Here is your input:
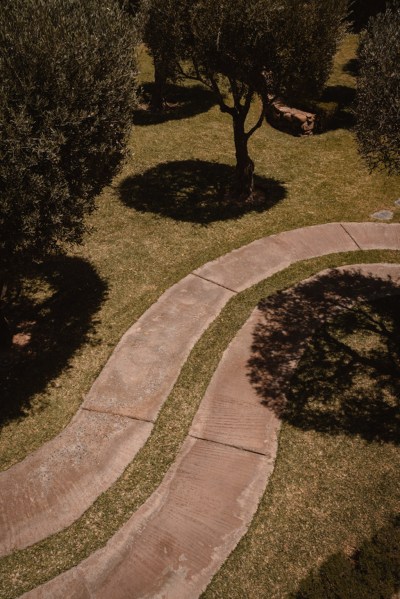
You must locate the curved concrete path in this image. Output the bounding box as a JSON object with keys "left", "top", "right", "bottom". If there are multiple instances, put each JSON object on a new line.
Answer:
{"left": 1, "top": 222, "right": 399, "bottom": 558}
{"left": 21, "top": 262, "right": 400, "bottom": 599}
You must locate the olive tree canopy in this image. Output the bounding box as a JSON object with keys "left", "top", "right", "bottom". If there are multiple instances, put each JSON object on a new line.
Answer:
{"left": 0, "top": 0, "right": 139, "bottom": 274}
{"left": 356, "top": 2, "right": 400, "bottom": 174}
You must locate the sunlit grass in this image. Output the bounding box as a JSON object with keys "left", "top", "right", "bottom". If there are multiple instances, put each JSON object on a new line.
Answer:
{"left": 0, "top": 34, "right": 399, "bottom": 598}
{"left": 1, "top": 250, "right": 399, "bottom": 598}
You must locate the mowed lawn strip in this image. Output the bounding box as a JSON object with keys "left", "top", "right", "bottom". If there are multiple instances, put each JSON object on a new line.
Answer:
{"left": 1, "top": 249, "right": 400, "bottom": 598}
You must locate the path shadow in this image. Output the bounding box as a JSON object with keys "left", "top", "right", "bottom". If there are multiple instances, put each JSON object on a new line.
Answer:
{"left": 292, "top": 516, "right": 400, "bottom": 599}
{"left": 248, "top": 269, "right": 400, "bottom": 444}
{"left": 119, "top": 160, "right": 286, "bottom": 224}
{"left": 0, "top": 257, "right": 107, "bottom": 425}
{"left": 133, "top": 83, "right": 216, "bottom": 126}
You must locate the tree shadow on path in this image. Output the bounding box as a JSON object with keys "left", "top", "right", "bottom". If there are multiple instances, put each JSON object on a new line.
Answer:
{"left": 119, "top": 160, "right": 287, "bottom": 224}
{"left": 248, "top": 269, "right": 400, "bottom": 445}
{"left": 133, "top": 83, "right": 216, "bottom": 126}
{"left": 0, "top": 257, "right": 108, "bottom": 426}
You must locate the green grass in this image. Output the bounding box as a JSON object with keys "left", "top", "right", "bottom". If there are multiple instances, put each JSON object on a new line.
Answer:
{"left": 1, "top": 250, "right": 399, "bottom": 599}
{"left": 0, "top": 34, "right": 400, "bottom": 598}
{"left": 1, "top": 34, "right": 400, "bottom": 470}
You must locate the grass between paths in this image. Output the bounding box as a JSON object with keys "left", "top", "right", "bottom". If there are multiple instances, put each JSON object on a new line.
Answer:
{"left": 1, "top": 35, "right": 400, "bottom": 469}
{"left": 1, "top": 250, "right": 400, "bottom": 598}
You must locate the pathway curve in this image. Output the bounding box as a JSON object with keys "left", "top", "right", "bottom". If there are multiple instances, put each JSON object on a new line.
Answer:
{"left": 21, "top": 261, "right": 400, "bottom": 599}
{"left": 0, "top": 222, "right": 398, "bottom": 590}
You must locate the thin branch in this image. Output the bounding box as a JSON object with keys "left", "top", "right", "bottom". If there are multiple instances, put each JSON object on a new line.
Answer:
{"left": 209, "top": 74, "right": 235, "bottom": 116}
{"left": 243, "top": 87, "right": 254, "bottom": 115}
{"left": 229, "top": 76, "right": 241, "bottom": 109}
{"left": 176, "top": 61, "right": 209, "bottom": 88}
{"left": 245, "top": 98, "right": 266, "bottom": 140}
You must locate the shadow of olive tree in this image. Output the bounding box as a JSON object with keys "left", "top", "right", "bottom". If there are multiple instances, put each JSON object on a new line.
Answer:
{"left": 133, "top": 83, "right": 216, "bottom": 126}
{"left": 119, "top": 160, "right": 287, "bottom": 224}
{"left": 248, "top": 268, "right": 400, "bottom": 444}
{"left": 0, "top": 257, "right": 107, "bottom": 425}
{"left": 292, "top": 516, "right": 400, "bottom": 599}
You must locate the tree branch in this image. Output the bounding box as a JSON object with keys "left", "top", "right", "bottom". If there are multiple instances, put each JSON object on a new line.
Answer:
{"left": 176, "top": 61, "right": 209, "bottom": 87}
{"left": 243, "top": 87, "right": 254, "bottom": 115}
{"left": 209, "top": 74, "right": 235, "bottom": 116}
{"left": 245, "top": 98, "right": 266, "bottom": 140}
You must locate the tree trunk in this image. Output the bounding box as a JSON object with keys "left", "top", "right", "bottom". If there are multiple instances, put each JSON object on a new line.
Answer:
{"left": 151, "top": 56, "right": 168, "bottom": 111}
{"left": 0, "top": 311, "right": 12, "bottom": 350}
{"left": 0, "top": 277, "right": 12, "bottom": 349}
{"left": 233, "top": 115, "right": 255, "bottom": 199}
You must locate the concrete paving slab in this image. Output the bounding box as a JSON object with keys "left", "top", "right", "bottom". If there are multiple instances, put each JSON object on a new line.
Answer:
{"left": 272, "top": 222, "right": 359, "bottom": 261}
{"left": 342, "top": 222, "right": 400, "bottom": 250}
{"left": 23, "top": 437, "right": 273, "bottom": 599}
{"left": 190, "top": 309, "right": 281, "bottom": 456}
{"left": 194, "top": 235, "right": 292, "bottom": 292}
{"left": 334, "top": 262, "right": 400, "bottom": 284}
{"left": 83, "top": 274, "right": 234, "bottom": 421}
{"left": 0, "top": 410, "right": 152, "bottom": 556}
{"left": 194, "top": 223, "right": 358, "bottom": 292}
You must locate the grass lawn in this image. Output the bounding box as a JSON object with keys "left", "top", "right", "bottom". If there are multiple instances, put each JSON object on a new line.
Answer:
{"left": 0, "top": 34, "right": 399, "bottom": 598}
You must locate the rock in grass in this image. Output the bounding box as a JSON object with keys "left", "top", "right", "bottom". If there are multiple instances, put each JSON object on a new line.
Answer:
{"left": 371, "top": 210, "right": 393, "bottom": 220}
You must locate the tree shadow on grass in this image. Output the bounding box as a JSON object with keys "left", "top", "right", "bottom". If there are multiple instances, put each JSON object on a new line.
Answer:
{"left": 0, "top": 257, "right": 107, "bottom": 426}
{"left": 133, "top": 83, "right": 217, "bottom": 126}
{"left": 118, "top": 160, "right": 287, "bottom": 224}
{"left": 248, "top": 268, "right": 400, "bottom": 445}
{"left": 317, "top": 85, "right": 357, "bottom": 130}
{"left": 292, "top": 516, "right": 400, "bottom": 599}
{"left": 342, "top": 58, "right": 361, "bottom": 77}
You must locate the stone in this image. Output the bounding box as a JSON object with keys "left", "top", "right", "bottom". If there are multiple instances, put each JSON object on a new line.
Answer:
{"left": 190, "top": 308, "right": 281, "bottom": 456}
{"left": 22, "top": 262, "right": 400, "bottom": 599}
{"left": 23, "top": 438, "right": 273, "bottom": 599}
{"left": 265, "top": 96, "right": 316, "bottom": 136}
{"left": 371, "top": 210, "right": 394, "bottom": 221}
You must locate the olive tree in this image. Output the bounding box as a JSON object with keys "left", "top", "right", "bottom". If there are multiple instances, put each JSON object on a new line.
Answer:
{"left": 176, "top": 0, "right": 348, "bottom": 199}
{"left": 0, "top": 0, "right": 139, "bottom": 344}
{"left": 356, "top": 3, "right": 400, "bottom": 174}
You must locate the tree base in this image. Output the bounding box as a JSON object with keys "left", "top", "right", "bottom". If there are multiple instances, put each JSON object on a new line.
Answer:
{"left": 222, "top": 183, "right": 268, "bottom": 208}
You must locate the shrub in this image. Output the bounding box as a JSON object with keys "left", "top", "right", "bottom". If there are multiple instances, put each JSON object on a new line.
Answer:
{"left": 0, "top": 0, "right": 139, "bottom": 275}
{"left": 356, "top": 2, "right": 400, "bottom": 174}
